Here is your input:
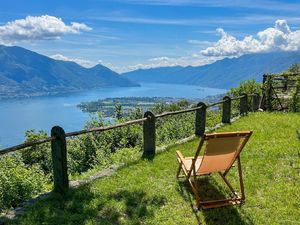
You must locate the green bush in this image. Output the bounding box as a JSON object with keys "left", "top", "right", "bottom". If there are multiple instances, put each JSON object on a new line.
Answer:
{"left": 228, "top": 79, "right": 262, "bottom": 97}
{"left": 0, "top": 154, "right": 49, "bottom": 211}
{"left": 110, "top": 147, "right": 140, "bottom": 166}
{"left": 21, "top": 130, "right": 52, "bottom": 175}
{"left": 65, "top": 112, "right": 143, "bottom": 174}
{"left": 156, "top": 113, "right": 194, "bottom": 145}
{"left": 288, "top": 74, "right": 300, "bottom": 112}
{"left": 65, "top": 101, "right": 203, "bottom": 174}
{"left": 67, "top": 134, "right": 104, "bottom": 174}
{"left": 227, "top": 79, "right": 262, "bottom": 114}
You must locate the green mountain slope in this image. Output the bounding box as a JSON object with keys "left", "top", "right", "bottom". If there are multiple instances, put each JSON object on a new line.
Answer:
{"left": 0, "top": 45, "right": 138, "bottom": 98}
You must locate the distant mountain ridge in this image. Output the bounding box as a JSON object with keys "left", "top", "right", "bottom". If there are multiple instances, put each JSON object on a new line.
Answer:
{"left": 122, "top": 66, "right": 184, "bottom": 83}
{"left": 0, "top": 45, "right": 137, "bottom": 98}
{"left": 2, "top": 45, "right": 300, "bottom": 99}
{"left": 123, "top": 51, "right": 300, "bottom": 89}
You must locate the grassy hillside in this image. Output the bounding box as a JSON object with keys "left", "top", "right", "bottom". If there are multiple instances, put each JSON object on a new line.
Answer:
{"left": 3, "top": 112, "right": 300, "bottom": 224}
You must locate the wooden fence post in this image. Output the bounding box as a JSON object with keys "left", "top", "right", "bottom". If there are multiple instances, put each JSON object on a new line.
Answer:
{"left": 252, "top": 93, "right": 260, "bottom": 111}
{"left": 143, "top": 111, "right": 156, "bottom": 159}
{"left": 283, "top": 75, "right": 288, "bottom": 91}
{"left": 264, "top": 75, "right": 272, "bottom": 111}
{"left": 51, "top": 126, "right": 68, "bottom": 194}
{"left": 222, "top": 96, "right": 231, "bottom": 123}
{"left": 240, "top": 93, "right": 248, "bottom": 115}
{"left": 195, "top": 102, "right": 206, "bottom": 137}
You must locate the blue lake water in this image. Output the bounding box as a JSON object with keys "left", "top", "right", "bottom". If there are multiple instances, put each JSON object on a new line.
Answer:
{"left": 0, "top": 83, "right": 227, "bottom": 148}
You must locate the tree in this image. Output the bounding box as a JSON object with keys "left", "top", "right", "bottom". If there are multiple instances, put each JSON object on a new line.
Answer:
{"left": 288, "top": 63, "right": 300, "bottom": 73}
{"left": 228, "top": 79, "right": 262, "bottom": 97}
{"left": 21, "top": 130, "right": 52, "bottom": 175}
{"left": 114, "top": 103, "right": 123, "bottom": 120}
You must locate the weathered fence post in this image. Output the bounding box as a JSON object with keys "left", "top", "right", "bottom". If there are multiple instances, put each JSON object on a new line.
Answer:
{"left": 195, "top": 102, "right": 206, "bottom": 137}
{"left": 283, "top": 75, "right": 288, "bottom": 92}
{"left": 252, "top": 93, "right": 260, "bottom": 111}
{"left": 265, "top": 75, "right": 273, "bottom": 111}
{"left": 51, "top": 126, "right": 68, "bottom": 194}
{"left": 222, "top": 96, "right": 231, "bottom": 123}
{"left": 143, "top": 111, "right": 156, "bottom": 159}
{"left": 240, "top": 93, "right": 248, "bottom": 115}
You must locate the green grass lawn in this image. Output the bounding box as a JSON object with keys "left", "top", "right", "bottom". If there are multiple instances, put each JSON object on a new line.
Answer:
{"left": 3, "top": 112, "right": 300, "bottom": 225}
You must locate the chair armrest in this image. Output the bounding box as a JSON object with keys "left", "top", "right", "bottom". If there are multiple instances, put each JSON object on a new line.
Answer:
{"left": 176, "top": 151, "right": 185, "bottom": 163}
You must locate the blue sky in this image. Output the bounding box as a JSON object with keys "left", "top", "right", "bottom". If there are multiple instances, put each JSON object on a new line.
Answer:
{"left": 1, "top": 0, "right": 300, "bottom": 72}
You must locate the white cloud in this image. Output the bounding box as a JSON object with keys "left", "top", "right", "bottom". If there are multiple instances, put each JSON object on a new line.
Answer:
{"left": 50, "top": 54, "right": 124, "bottom": 73}
{"left": 49, "top": 53, "right": 220, "bottom": 73}
{"left": 42, "top": 19, "right": 300, "bottom": 73}
{"left": 108, "top": 57, "right": 183, "bottom": 73}
{"left": 201, "top": 20, "right": 300, "bottom": 57}
{"left": 0, "top": 15, "right": 92, "bottom": 43}
{"left": 188, "top": 40, "right": 214, "bottom": 47}
{"left": 126, "top": 56, "right": 183, "bottom": 71}
{"left": 50, "top": 53, "right": 219, "bottom": 74}
{"left": 118, "top": 55, "right": 220, "bottom": 73}
{"left": 119, "top": 20, "right": 300, "bottom": 72}
{"left": 50, "top": 54, "right": 98, "bottom": 68}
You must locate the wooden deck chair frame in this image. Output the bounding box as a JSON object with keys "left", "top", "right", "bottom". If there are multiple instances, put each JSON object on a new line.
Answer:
{"left": 176, "top": 131, "right": 252, "bottom": 209}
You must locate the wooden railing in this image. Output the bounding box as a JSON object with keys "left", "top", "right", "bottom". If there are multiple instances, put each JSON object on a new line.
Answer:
{"left": 261, "top": 72, "right": 300, "bottom": 111}
{"left": 0, "top": 93, "right": 260, "bottom": 194}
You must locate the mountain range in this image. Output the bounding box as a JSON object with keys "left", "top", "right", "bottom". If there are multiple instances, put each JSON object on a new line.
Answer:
{"left": 1, "top": 45, "right": 300, "bottom": 99}
{"left": 0, "top": 45, "right": 137, "bottom": 98}
{"left": 123, "top": 51, "right": 300, "bottom": 89}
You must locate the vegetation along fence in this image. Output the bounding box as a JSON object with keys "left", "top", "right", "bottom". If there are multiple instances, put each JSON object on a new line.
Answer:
{"left": 260, "top": 72, "right": 300, "bottom": 111}
{"left": 0, "top": 93, "right": 260, "bottom": 195}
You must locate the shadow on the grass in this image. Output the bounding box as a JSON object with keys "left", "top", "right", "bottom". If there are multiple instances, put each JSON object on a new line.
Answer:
{"left": 2, "top": 184, "right": 99, "bottom": 225}
{"left": 3, "top": 184, "right": 166, "bottom": 225}
{"left": 177, "top": 176, "right": 254, "bottom": 225}
{"left": 104, "top": 189, "right": 166, "bottom": 224}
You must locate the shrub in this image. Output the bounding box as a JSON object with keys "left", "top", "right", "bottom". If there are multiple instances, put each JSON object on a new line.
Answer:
{"left": 110, "top": 147, "right": 140, "bottom": 166}
{"left": 227, "top": 79, "right": 262, "bottom": 113}
{"left": 289, "top": 75, "right": 300, "bottom": 112}
{"left": 0, "top": 154, "right": 49, "bottom": 211}
{"left": 21, "top": 130, "right": 52, "bottom": 175}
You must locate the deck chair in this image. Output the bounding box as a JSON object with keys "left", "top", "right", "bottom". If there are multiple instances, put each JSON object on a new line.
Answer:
{"left": 176, "top": 131, "right": 252, "bottom": 209}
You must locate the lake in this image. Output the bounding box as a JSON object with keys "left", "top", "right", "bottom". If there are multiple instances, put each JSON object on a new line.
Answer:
{"left": 0, "top": 83, "right": 227, "bottom": 148}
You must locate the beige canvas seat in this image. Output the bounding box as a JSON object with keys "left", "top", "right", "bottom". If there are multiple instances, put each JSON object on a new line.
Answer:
{"left": 176, "top": 131, "right": 252, "bottom": 209}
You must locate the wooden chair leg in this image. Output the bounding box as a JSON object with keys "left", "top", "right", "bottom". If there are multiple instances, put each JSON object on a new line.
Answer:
{"left": 237, "top": 156, "right": 245, "bottom": 201}
{"left": 219, "top": 156, "right": 245, "bottom": 202}
{"left": 219, "top": 172, "right": 239, "bottom": 197}
{"left": 187, "top": 172, "right": 245, "bottom": 209}
{"left": 187, "top": 175, "right": 204, "bottom": 209}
